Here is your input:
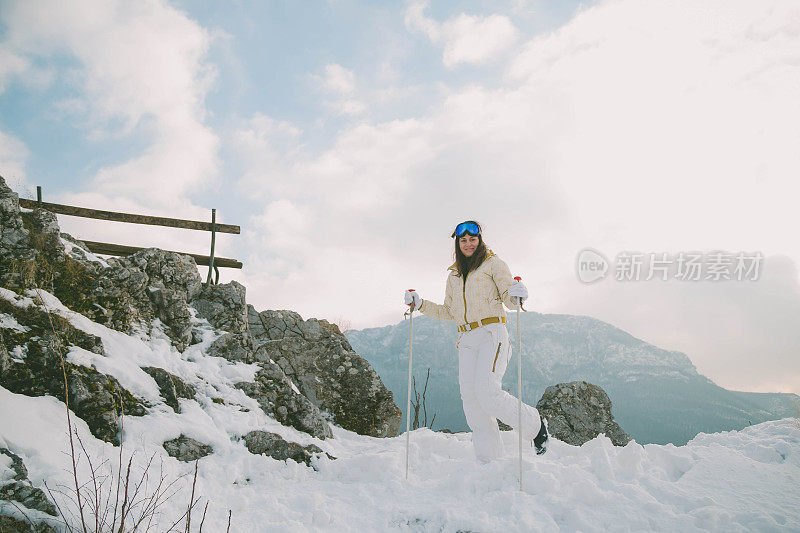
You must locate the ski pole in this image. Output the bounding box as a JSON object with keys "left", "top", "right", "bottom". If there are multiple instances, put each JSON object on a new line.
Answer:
{"left": 514, "top": 276, "right": 523, "bottom": 492}
{"left": 404, "top": 290, "right": 416, "bottom": 480}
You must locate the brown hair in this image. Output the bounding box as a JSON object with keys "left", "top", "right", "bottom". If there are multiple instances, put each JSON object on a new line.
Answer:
{"left": 453, "top": 221, "right": 488, "bottom": 278}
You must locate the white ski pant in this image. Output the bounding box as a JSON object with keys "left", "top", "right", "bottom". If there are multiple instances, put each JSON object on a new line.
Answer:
{"left": 457, "top": 322, "right": 541, "bottom": 462}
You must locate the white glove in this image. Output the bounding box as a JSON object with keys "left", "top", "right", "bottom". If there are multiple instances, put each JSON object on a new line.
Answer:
{"left": 404, "top": 289, "right": 422, "bottom": 310}
{"left": 509, "top": 280, "right": 528, "bottom": 305}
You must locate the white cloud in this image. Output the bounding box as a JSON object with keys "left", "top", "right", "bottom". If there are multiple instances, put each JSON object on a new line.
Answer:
{"left": 233, "top": 113, "right": 303, "bottom": 201}
{"left": 313, "top": 63, "right": 365, "bottom": 116}
{"left": 0, "top": 0, "right": 224, "bottom": 264}
{"left": 235, "top": 0, "right": 800, "bottom": 395}
{"left": 562, "top": 254, "right": 800, "bottom": 395}
{"left": 0, "top": 46, "right": 29, "bottom": 92}
{"left": 0, "top": 0, "right": 219, "bottom": 208}
{"left": 2, "top": 0, "right": 797, "bottom": 395}
{"left": 405, "top": 1, "right": 519, "bottom": 68}
{"left": 321, "top": 63, "right": 356, "bottom": 95}
{"left": 441, "top": 14, "right": 520, "bottom": 68}
{"left": 0, "top": 129, "right": 30, "bottom": 194}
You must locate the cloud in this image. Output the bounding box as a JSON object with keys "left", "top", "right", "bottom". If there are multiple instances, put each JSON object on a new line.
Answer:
{"left": 321, "top": 63, "right": 356, "bottom": 95}
{"left": 405, "top": 1, "right": 519, "bottom": 68}
{"left": 2, "top": 0, "right": 798, "bottom": 395}
{"left": 0, "top": 0, "right": 225, "bottom": 263}
{"left": 0, "top": 0, "right": 219, "bottom": 208}
{"left": 0, "top": 45, "right": 29, "bottom": 92}
{"left": 313, "top": 63, "right": 365, "bottom": 116}
{"left": 234, "top": 0, "right": 800, "bottom": 396}
{"left": 562, "top": 254, "right": 800, "bottom": 394}
{"left": 0, "top": 129, "right": 29, "bottom": 194}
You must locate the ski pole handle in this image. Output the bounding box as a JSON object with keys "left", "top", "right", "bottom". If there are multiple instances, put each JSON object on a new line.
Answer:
{"left": 406, "top": 289, "right": 417, "bottom": 312}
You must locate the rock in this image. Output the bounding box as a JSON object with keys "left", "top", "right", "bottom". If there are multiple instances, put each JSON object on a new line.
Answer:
{"left": 0, "top": 181, "right": 204, "bottom": 351}
{"left": 162, "top": 435, "right": 212, "bottom": 462}
{"left": 249, "top": 308, "right": 401, "bottom": 438}
{"left": 0, "top": 449, "right": 27, "bottom": 481}
{"left": 1, "top": 179, "right": 402, "bottom": 446}
{"left": 0, "top": 447, "right": 58, "bottom": 522}
{"left": 0, "top": 515, "right": 58, "bottom": 533}
{"left": 0, "top": 176, "right": 32, "bottom": 259}
{"left": 141, "top": 367, "right": 195, "bottom": 413}
{"left": 0, "top": 342, "right": 11, "bottom": 375}
{"left": 206, "top": 332, "right": 254, "bottom": 363}
{"left": 0, "top": 181, "right": 99, "bottom": 313}
{"left": 241, "top": 430, "right": 333, "bottom": 467}
{"left": 0, "top": 295, "right": 146, "bottom": 445}
{"left": 192, "top": 282, "right": 248, "bottom": 334}
{"left": 89, "top": 258, "right": 150, "bottom": 331}
{"left": 126, "top": 248, "right": 203, "bottom": 302}
{"left": 0, "top": 482, "right": 57, "bottom": 517}
{"left": 146, "top": 286, "right": 193, "bottom": 350}
{"left": 104, "top": 248, "right": 201, "bottom": 350}
{"left": 536, "top": 381, "right": 631, "bottom": 446}
{"left": 25, "top": 209, "right": 64, "bottom": 259}
{"left": 235, "top": 360, "right": 333, "bottom": 440}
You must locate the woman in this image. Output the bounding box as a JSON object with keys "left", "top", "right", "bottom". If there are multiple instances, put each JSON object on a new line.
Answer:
{"left": 404, "top": 220, "right": 549, "bottom": 463}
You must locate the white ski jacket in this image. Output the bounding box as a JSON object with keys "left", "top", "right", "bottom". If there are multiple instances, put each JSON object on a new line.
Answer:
{"left": 417, "top": 250, "right": 520, "bottom": 325}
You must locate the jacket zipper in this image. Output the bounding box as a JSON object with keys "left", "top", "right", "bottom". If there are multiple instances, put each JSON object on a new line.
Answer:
{"left": 462, "top": 273, "right": 468, "bottom": 323}
{"left": 492, "top": 342, "right": 502, "bottom": 372}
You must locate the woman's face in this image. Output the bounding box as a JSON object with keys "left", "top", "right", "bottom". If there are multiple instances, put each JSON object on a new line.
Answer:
{"left": 459, "top": 234, "right": 479, "bottom": 257}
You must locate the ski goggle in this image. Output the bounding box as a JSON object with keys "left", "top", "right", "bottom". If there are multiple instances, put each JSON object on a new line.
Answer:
{"left": 451, "top": 221, "right": 481, "bottom": 238}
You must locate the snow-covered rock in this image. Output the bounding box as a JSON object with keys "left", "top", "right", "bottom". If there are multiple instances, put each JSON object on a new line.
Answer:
{"left": 0, "top": 176, "right": 400, "bottom": 446}
{"left": 537, "top": 380, "right": 631, "bottom": 446}
{"left": 248, "top": 307, "right": 402, "bottom": 438}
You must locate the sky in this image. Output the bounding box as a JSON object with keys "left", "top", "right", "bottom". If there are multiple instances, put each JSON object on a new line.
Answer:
{"left": 0, "top": 0, "right": 798, "bottom": 396}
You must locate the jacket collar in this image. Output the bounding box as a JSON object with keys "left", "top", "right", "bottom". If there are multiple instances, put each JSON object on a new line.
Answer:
{"left": 447, "top": 249, "right": 495, "bottom": 272}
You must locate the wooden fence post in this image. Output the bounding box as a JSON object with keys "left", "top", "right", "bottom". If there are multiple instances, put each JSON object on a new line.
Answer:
{"left": 206, "top": 208, "right": 217, "bottom": 288}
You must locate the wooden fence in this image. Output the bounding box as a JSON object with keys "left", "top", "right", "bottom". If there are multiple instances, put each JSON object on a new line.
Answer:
{"left": 20, "top": 186, "right": 241, "bottom": 286}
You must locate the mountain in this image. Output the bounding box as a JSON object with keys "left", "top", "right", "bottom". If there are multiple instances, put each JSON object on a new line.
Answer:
{"left": 346, "top": 313, "right": 800, "bottom": 445}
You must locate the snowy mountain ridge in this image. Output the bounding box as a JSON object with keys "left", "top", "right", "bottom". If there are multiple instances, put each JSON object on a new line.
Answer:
{"left": 347, "top": 313, "right": 798, "bottom": 445}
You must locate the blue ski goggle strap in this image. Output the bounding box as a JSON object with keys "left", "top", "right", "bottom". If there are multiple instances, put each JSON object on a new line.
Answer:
{"left": 452, "top": 221, "right": 481, "bottom": 238}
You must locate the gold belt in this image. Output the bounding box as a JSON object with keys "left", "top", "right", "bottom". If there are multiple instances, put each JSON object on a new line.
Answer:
{"left": 457, "top": 316, "right": 506, "bottom": 333}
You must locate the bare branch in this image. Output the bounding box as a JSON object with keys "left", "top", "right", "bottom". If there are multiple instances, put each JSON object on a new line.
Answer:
{"left": 185, "top": 460, "right": 199, "bottom": 533}
{"left": 36, "top": 287, "right": 88, "bottom": 533}
{"left": 198, "top": 501, "right": 209, "bottom": 533}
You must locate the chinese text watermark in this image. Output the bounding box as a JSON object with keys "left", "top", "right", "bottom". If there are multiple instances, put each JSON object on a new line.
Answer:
{"left": 576, "top": 249, "right": 763, "bottom": 284}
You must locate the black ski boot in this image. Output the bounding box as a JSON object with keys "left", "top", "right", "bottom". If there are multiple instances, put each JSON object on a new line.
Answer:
{"left": 533, "top": 415, "right": 549, "bottom": 455}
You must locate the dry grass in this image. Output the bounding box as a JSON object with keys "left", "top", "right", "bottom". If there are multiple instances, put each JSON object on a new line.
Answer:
{"left": 33, "top": 287, "right": 192, "bottom": 532}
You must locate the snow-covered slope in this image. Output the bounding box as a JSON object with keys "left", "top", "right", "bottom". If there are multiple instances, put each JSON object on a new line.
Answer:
{"left": 1, "top": 289, "right": 799, "bottom": 531}
{"left": 347, "top": 313, "right": 800, "bottom": 445}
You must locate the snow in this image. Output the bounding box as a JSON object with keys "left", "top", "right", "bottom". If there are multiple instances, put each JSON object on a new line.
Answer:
{"left": 0, "top": 287, "right": 35, "bottom": 309}
{"left": 60, "top": 236, "right": 110, "bottom": 267}
{"left": 0, "top": 454, "right": 12, "bottom": 483}
{"left": 10, "top": 345, "right": 26, "bottom": 362}
{"left": 1, "top": 288, "right": 799, "bottom": 531}
{"left": 0, "top": 312, "right": 29, "bottom": 333}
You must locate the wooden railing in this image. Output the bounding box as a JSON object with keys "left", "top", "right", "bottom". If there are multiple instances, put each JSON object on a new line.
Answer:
{"left": 20, "top": 186, "right": 242, "bottom": 286}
